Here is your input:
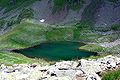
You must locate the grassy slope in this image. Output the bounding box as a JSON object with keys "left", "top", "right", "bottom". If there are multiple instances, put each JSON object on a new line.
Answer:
{"left": 0, "top": 51, "right": 35, "bottom": 65}
{"left": 0, "top": 51, "right": 50, "bottom": 66}
{"left": 0, "top": 20, "right": 102, "bottom": 50}
{"left": 0, "top": 21, "right": 74, "bottom": 50}
{"left": 0, "top": 19, "right": 120, "bottom": 65}
{"left": 80, "top": 44, "right": 108, "bottom": 53}
{"left": 79, "top": 32, "right": 120, "bottom": 54}
{"left": 0, "top": 19, "right": 119, "bottom": 50}
{"left": 102, "top": 69, "right": 120, "bottom": 80}
{"left": 79, "top": 24, "right": 120, "bottom": 54}
{"left": 0, "top": 0, "right": 120, "bottom": 79}
{"left": 0, "top": 21, "right": 49, "bottom": 50}
{"left": 0, "top": 20, "right": 101, "bottom": 64}
{"left": 0, "top": 21, "right": 53, "bottom": 65}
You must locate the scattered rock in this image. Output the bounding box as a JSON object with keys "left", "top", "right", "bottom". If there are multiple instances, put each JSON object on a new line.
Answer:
{"left": 1, "top": 55, "right": 120, "bottom": 80}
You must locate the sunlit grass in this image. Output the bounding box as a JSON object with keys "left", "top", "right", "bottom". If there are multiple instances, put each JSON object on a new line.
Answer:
{"left": 0, "top": 21, "right": 49, "bottom": 50}
{"left": 102, "top": 69, "right": 120, "bottom": 80}
{"left": 0, "top": 51, "right": 51, "bottom": 66}
{"left": 80, "top": 44, "right": 107, "bottom": 53}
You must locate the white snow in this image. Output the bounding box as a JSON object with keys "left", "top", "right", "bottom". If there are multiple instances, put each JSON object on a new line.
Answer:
{"left": 40, "top": 19, "right": 45, "bottom": 23}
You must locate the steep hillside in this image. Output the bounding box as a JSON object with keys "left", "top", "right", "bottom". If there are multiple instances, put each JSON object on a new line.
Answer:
{"left": 0, "top": 1, "right": 120, "bottom": 80}
{"left": 0, "top": 0, "right": 120, "bottom": 64}
{"left": 94, "top": 0, "right": 120, "bottom": 31}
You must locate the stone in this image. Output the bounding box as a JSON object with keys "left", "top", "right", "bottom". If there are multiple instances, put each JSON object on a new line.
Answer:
{"left": 47, "top": 67, "right": 58, "bottom": 76}
{"left": 86, "top": 73, "right": 101, "bottom": 80}
{"left": 75, "top": 70, "right": 85, "bottom": 80}
{"left": 29, "top": 70, "right": 43, "bottom": 80}
{"left": 55, "top": 61, "right": 73, "bottom": 70}
{"left": 53, "top": 70, "right": 77, "bottom": 78}
{"left": 115, "top": 57, "right": 120, "bottom": 65}
{"left": 71, "top": 61, "right": 79, "bottom": 68}
{"left": 36, "top": 66, "right": 49, "bottom": 72}
{"left": 16, "top": 73, "right": 29, "bottom": 80}
{"left": 80, "top": 60, "right": 102, "bottom": 74}
{"left": 0, "top": 64, "right": 6, "bottom": 69}
{"left": 48, "top": 76, "right": 71, "bottom": 80}
{"left": 1, "top": 55, "right": 120, "bottom": 80}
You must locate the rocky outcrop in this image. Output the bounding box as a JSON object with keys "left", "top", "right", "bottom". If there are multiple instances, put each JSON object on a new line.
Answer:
{"left": 0, "top": 55, "right": 120, "bottom": 80}
{"left": 94, "top": 0, "right": 120, "bottom": 31}
{"left": 32, "top": 0, "right": 91, "bottom": 24}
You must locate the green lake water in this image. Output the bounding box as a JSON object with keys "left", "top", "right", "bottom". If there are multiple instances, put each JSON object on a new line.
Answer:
{"left": 13, "top": 42, "right": 97, "bottom": 60}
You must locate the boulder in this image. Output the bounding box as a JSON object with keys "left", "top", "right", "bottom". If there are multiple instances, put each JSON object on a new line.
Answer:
{"left": 86, "top": 73, "right": 101, "bottom": 80}
{"left": 55, "top": 61, "right": 73, "bottom": 70}
{"left": 0, "top": 64, "right": 6, "bottom": 70}
{"left": 75, "top": 70, "right": 85, "bottom": 80}
{"left": 48, "top": 76, "right": 71, "bottom": 80}
{"left": 80, "top": 60, "right": 102, "bottom": 74}
{"left": 71, "top": 61, "right": 79, "bottom": 68}
{"left": 115, "top": 57, "right": 120, "bottom": 65}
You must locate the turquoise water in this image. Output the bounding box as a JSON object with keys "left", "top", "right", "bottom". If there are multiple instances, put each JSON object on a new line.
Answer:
{"left": 13, "top": 42, "right": 97, "bottom": 60}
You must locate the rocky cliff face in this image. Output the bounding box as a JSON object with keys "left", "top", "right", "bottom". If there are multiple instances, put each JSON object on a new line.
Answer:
{"left": 0, "top": 0, "right": 120, "bottom": 31}
{"left": 94, "top": 0, "right": 120, "bottom": 31}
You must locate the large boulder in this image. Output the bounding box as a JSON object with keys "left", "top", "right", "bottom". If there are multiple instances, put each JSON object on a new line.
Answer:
{"left": 55, "top": 61, "right": 79, "bottom": 70}
{"left": 80, "top": 59, "right": 102, "bottom": 74}
{"left": 86, "top": 73, "right": 101, "bottom": 80}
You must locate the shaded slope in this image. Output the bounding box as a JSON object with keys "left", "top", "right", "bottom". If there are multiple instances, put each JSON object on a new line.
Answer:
{"left": 32, "top": 0, "right": 91, "bottom": 24}
{"left": 94, "top": 0, "right": 120, "bottom": 31}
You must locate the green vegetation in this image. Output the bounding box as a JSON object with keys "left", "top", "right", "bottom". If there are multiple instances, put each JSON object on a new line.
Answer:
{"left": 73, "top": 22, "right": 102, "bottom": 42}
{"left": 82, "top": 0, "right": 103, "bottom": 22}
{"left": 102, "top": 69, "right": 120, "bottom": 80}
{"left": 80, "top": 43, "right": 120, "bottom": 54}
{"left": 0, "top": 8, "right": 34, "bottom": 34}
{"left": 0, "top": 51, "right": 50, "bottom": 66}
{"left": 0, "top": 20, "right": 97, "bottom": 50}
{"left": 0, "top": 22, "right": 119, "bottom": 66}
{"left": 17, "top": 8, "right": 34, "bottom": 23}
{"left": 54, "top": 0, "right": 66, "bottom": 9}
{"left": 0, "top": 21, "right": 49, "bottom": 50}
{"left": 109, "top": 45, "right": 120, "bottom": 54}
{"left": 80, "top": 44, "right": 107, "bottom": 53}
{"left": 53, "top": 0, "right": 84, "bottom": 11}
{"left": 0, "top": 19, "right": 5, "bottom": 29}
{"left": 98, "top": 33, "right": 120, "bottom": 42}
{"left": 108, "top": 0, "right": 118, "bottom": 3}
{"left": 0, "top": 19, "right": 120, "bottom": 64}
{"left": 111, "top": 24, "right": 120, "bottom": 31}
{"left": 74, "top": 28, "right": 102, "bottom": 42}
{"left": 0, "top": 19, "right": 119, "bottom": 50}
{"left": 85, "top": 54, "right": 110, "bottom": 59}
{"left": 0, "top": 0, "right": 37, "bottom": 11}
{"left": 46, "top": 28, "right": 74, "bottom": 41}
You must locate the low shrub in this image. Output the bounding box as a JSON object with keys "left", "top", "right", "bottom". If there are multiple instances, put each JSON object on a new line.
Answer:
{"left": 111, "top": 24, "right": 120, "bottom": 31}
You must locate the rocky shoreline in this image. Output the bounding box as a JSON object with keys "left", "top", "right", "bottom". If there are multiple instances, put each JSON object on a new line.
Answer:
{"left": 0, "top": 55, "right": 120, "bottom": 80}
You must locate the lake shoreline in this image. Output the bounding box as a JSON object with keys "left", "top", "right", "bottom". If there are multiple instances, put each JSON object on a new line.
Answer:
{"left": 12, "top": 41, "right": 98, "bottom": 61}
